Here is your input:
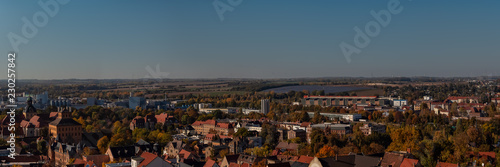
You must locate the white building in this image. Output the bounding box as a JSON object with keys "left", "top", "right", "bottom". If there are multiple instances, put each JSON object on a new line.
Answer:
{"left": 306, "top": 112, "right": 361, "bottom": 122}
{"left": 392, "top": 99, "right": 408, "bottom": 107}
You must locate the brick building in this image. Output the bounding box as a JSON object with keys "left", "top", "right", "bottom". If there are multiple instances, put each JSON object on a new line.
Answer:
{"left": 49, "top": 107, "right": 82, "bottom": 144}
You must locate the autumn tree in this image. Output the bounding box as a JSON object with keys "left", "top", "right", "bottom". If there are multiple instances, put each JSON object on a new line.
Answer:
{"left": 387, "top": 126, "right": 420, "bottom": 152}
{"left": 97, "top": 136, "right": 110, "bottom": 154}
{"left": 316, "top": 145, "right": 338, "bottom": 158}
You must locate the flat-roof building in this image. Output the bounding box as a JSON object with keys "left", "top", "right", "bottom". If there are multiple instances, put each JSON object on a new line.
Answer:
{"left": 302, "top": 96, "right": 387, "bottom": 107}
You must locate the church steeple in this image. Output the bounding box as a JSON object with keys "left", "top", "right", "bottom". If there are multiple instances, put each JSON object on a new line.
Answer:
{"left": 24, "top": 97, "right": 37, "bottom": 120}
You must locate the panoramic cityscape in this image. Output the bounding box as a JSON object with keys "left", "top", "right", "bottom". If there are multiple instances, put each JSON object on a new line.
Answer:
{"left": 1, "top": 1, "right": 500, "bottom": 167}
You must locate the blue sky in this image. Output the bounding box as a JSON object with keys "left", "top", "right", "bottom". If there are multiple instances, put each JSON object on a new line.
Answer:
{"left": 0, "top": 0, "right": 499, "bottom": 79}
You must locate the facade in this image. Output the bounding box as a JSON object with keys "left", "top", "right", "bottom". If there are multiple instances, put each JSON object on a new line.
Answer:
{"left": 392, "top": 99, "right": 408, "bottom": 107}
{"left": 287, "top": 129, "right": 306, "bottom": 141}
{"left": 192, "top": 120, "right": 233, "bottom": 136}
{"left": 130, "top": 115, "right": 157, "bottom": 131}
{"left": 261, "top": 99, "right": 270, "bottom": 114}
{"left": 155, "top": 113, "right": 178, "bottom": 126}
{"left": 234, "top": 121, "right": 262, "bottom": 133}
{"left": 214, "top": 122, "right": 234, "bottom": 136}
{"left": 302, "top": 96, "right": 386, "bottom": 107}
{"left": 129, "top": 96, "right": 146, "bottom": 109}
{"left": 229, "top": 137, "right": 249, "bottom": 154}
{"left": 307, "top": 123, "right": 351, "bottom": 143}
{"left": 48, "top": 107, "right": 82, "bottom": 143}
{"left": 446, "top": 96, "right": 479, "bottom": 103}
{"left": 192, "top": 120, "right": 217, "bottom": 135}
{"left": 359, "top": 123, "right": 386, "bottom": 136}
{"left": 51, "top": 142, "right": 78, "bottom": 166}
{"left": 220, "top": 154, "right": 240, "bottom": 167}
{"left": 306, "top": 112, "right": 361, "bottom": 122}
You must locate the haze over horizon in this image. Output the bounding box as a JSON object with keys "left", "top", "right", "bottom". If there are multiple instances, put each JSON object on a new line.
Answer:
{"left": 1, "top": 0, "right": 499, "bottom": 80}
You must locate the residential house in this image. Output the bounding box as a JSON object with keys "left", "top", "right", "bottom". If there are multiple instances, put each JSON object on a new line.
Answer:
{"left": 380, "top": 152, "right": 419, "bottom": 167}
{"left": 435, "top": 162, "right": 458, "bottom": 167}
{"left": 130, "top": 115, "right": 157, "bottom": 131}
{"left": 131, "top": 151, "right": 173, "bottom": 167}
{"left": 156, "top": 113, "right": 178, "bottom": 126}
{"left": 237, "top": 154, "right": 264, "bottom": 167}
{"left": 192, "top": 120, "right": 217, "bottom": 135}
{"left": 106, "top": 146, "right": 137, "bottom": 162}
{"left": 50, "top": 142, "right": 79, "bottom": 166}
{"left": 204, "top": 159, "right": 220, "bottom": 167}
{"left": 359, "top": 123, "right": 386, "bottom": 136}
{"left": 276, "top": 142, "right": 299, "bottom": 154}
{"left": 229, "top": 137, "right": 249, "bottom": 154}
{"left": 468, "top": 151, "right": 496, "bottom": 164}
{"left": 214, "top": 123, "right": 234, "bottom": 136}
{"left": 204, "top": 145, "right": 229, "bottom": 160}
{"left": 288, "top": 129, "right": 306, "bottom": 142}
{"left": 178, "top": 149, "right": 201, "bottom": 162}
{"left": 308, "top": 154, "right": 380, "bottom": 167}
{"left": 446, "top": 96, "right": 479, "bottom": 103}
{"left": 83, "top": 154, "right": 111, "bottom": 167}
{"left": 400, "top": 158, "right": 421, "bottom": 167}
{"left": 221, "top": 154, "right": 240, "bottom": 167}
{"left": 164, "top": 140, "right": 185, "bottom": 158}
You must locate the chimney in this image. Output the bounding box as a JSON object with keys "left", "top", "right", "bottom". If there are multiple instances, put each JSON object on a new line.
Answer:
{"left": 406, "top": 148, "right": 411, "bottom": 154}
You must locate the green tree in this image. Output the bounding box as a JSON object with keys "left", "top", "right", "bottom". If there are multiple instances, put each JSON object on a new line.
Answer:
{"left": 233, "top": 128, "right": 250, "bottom": 138}
{"left": 37, "top": 139, "right": 47, "bottom": 154}
{"left": 212, "top": 110, "right": 223, "bottom": 119}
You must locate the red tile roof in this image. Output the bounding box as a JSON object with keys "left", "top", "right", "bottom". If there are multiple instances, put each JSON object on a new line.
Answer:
{"left": 380, "top": 152, "right": 404, "bottom": 167}
{"left": 468, "top": 151, "right": 496, "bottom": 159}
{"left": 29, "top": 115, "right": 43, "bottom": 127}
{"left": 217, "top": 123, "right": 232, "bottom": 129}
{"left": 50, "top": 112, "right": 58, "bottom": 118}
{"left": 138, "top": 152, "right": 160, "bottom": 167}
{"left": 229, "top": 162, "right": 240, "bottom": 167}
{"left": 297, "top": 156, "right": 314, "bottom": 163}
{"left": 205, "top": 134, "right": 216, "bottom": 140}
{"left": 83, "top": 154, "right": 111, "bottom": 166}
{"left": 400, "top": 158, "right": 419, "bottom": 167}
{"left": 219, "top": 135, "right": 232, "bottom": 139}
{"left": 155, "top": 113, "right": 172, "bottom": 124}
{"left": 205, "top": 120, "right": 217, "bottom": 125}
{"left": 241, "top": 163, "right": 250, "bottom": 167}
{"left": 204, "top": 159, "right": 217, "bottom": 167}
{"left": 73, "top": 158, "right": 86, "bottom": 165}
{"left": 300, "top": 122, "right": 311, "bottom": 127}
{"left": 436, "top": 162, "right": 458, "bottom": 167}
{"left": 447, "top": 96, "right": 478, "bottom": 100}
{"left": 180, "top": 149, "right": 198, "bottom": 160}
{"left": 193, "top": 120, "right": 217, "bottom": 126}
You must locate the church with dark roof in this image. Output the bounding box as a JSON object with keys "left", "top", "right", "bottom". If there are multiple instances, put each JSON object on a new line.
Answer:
{"left": 23, "top": 97, "right": 37, "bottom": 120}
